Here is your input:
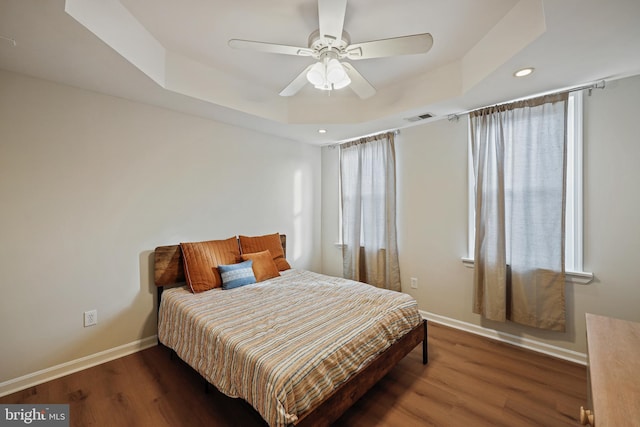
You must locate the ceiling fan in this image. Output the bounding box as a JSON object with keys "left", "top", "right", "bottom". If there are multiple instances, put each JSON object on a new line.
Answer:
{"left": 228, "top": 0, "right": 433, "bottom": 99}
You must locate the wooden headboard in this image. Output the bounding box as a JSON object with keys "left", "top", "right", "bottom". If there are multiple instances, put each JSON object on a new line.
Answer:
{"left": 153, "top": 234, "right": 287, "bottom": 287}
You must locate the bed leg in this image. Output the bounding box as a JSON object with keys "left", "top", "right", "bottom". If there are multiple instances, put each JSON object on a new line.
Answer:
{"left": 204, "top": 379, "right": 210, "bottom": 394}
{"left": 422, "top": 319, "right": 428, "bottom": 365}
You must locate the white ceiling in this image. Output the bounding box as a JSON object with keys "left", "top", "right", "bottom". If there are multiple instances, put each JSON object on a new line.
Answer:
{"left": 1, "top": 0, "right": 640, "bottom": 145}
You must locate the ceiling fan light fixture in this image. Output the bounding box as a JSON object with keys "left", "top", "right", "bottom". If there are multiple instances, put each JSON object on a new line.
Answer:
{"left": 332, "top": 73, "right": 351, "bottom": 89}
{"left": 307, "top": 58, "right": 351, "bottom": 91}
{"left": 326, "top": 58, "right": 346, "bottom": 84}
{"left": 306, "top": 62, "right": 326, "bottom": 86}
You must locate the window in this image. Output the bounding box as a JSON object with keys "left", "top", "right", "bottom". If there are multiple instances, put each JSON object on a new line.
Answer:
{"left": 339, "top": 133, "right": 401, "bottom": 290}
{"left": 465, "top": 91, "right": 593, "bottom": 283}
{"left": 565, "top": 91, "right": 583, "bottom": 273}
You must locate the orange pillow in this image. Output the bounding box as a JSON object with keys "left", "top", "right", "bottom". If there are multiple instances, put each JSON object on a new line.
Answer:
{"left": 241, "top": 250, "right": 280, "bottom": 282}
{"left": 239, "top": 233, "right": 291, "bottom": 271}
{"left": 180, "top": 237, "right": 240, "bottom": 293}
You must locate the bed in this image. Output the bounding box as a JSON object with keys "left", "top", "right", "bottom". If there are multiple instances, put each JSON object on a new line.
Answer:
{"left": 154, "top": 234, "right": 427, "bottom": 426}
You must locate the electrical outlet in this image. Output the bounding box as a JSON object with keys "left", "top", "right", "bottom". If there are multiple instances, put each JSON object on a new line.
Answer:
{"left": 84, "top": 310, "right": 97, "bottom": 327}
{"left": 410, "top": 277, "right": 418, "bottom": 289}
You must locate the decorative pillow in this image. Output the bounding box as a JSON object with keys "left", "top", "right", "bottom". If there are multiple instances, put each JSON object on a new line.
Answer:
{"left": 239, "top": 233, "right": 291, "bottom": 271}
{"left": 180, "top": 237, "right": 240, "bottom": 293}
{"left": 241, "top": 250, "right": 280, "bottom": 282}
{"left": 218, "top": 260, "right": 256, "bottom": 290}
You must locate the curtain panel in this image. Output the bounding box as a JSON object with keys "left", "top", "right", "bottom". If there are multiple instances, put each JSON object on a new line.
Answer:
{"left": 470, "top": 93, "right": 568, "bottom": 331}
{"left": 340, "top": 132, "right": 401, "bottom": 291}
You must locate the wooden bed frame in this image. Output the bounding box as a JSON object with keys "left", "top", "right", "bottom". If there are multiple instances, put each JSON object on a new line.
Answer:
{"left": 153, "top": 235, "right": 428, "bottom": 426}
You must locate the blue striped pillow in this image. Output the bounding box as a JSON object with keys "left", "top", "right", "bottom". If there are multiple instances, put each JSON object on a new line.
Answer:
{"left": 218, "top": 260, "right": 256, "bottom": 290}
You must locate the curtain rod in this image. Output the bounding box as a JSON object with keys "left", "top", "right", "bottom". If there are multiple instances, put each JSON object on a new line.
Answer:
{"left": 447, "top": 80, "right": 606, "bottom": 122}
{"left": 328, "top": 129, "right": 400, "bottom": 149}
{"left": 328, "top": 79, "right": 606, "bottom": 147}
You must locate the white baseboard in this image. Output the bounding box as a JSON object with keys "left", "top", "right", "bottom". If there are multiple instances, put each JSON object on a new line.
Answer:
{"left": 421, "top": 311, "right": 587, "bottom": 365}
{"left": 0, "top": 335, "right": 158, "bottom": 398}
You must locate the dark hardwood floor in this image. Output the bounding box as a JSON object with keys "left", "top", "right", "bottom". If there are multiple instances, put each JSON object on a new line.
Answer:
{"left": 0, "top": 322, "right": 587, "bottom": 426}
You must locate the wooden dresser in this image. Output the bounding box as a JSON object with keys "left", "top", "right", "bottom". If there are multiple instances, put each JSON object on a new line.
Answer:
{"left": 581, "top": 313, "right": 640, "bottom": 426}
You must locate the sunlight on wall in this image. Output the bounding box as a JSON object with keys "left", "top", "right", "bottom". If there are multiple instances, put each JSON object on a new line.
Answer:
{"left": 293, "top": 169, "right": 303, "bottom": 262}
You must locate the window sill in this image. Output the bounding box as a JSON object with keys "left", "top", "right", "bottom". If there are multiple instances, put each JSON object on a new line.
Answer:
{"left": 461, "top": 257, "right": 594, "bottom": 285}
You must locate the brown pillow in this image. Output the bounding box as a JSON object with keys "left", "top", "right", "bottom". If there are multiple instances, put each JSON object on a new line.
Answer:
{"left": 241, "top": 250, "right": 280, "bottom": 282}
{"left": 180, "top": 237, "right": 240, "bottom": 293}
{"left": 239, "top": 233, "right": 291, "bottom": 271}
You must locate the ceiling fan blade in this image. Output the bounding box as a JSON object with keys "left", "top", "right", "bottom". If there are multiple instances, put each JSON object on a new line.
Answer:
{"left": 229, "top": 39, "right": 313, "bottom": 57}
{"left": 346, "top": 33, "right": 433, "bottom": 60}
{"left": 342, "top": 63, "right": 376, "bottom": 99}
{"left": 318, "top": 0, "right": 347, "bottom": 44}
{"left": 279, "top": 64, "right": 314, "bottom": 97}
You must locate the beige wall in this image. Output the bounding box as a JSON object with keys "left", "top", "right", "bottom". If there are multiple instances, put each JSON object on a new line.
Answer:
{"left": 322, "top": 74, "right": 640, "bottom": 356}
{"left": 0, "top": 70, "right": 321, "bottom": 384}
{"left": 3, "top": 65, "right": 639, "bottom": 386}
{"left": 320, "top": 146, "right": 343, "bottom": 278}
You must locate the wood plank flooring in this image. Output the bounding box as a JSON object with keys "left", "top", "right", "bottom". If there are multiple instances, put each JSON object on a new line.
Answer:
{"left": 0, "top": 322, "right": 587, "bottom": 426}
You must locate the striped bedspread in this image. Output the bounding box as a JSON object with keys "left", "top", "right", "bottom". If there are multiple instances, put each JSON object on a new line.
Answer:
{"left": 158, "top": 269, "right": 421, "bottom": 426}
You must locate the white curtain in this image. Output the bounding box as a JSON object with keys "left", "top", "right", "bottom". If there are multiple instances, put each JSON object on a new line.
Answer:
{"left": 340, "top": 132, "right": 401, "bottom": 291}
{"left": 470, "top": 93, "right": 568, "bottom": 331}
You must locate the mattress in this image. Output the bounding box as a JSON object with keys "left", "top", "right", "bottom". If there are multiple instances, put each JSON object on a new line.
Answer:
{"left": 158, "top": 269, "right": 421, "bottom": 426}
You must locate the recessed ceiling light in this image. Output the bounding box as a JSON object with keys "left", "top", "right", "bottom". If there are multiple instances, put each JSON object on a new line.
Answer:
{"left": 514, "top": 67, "right": 534, "bottom": 77}
{"left": 318, "top": 129, "right": 327, "bottom": 134}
